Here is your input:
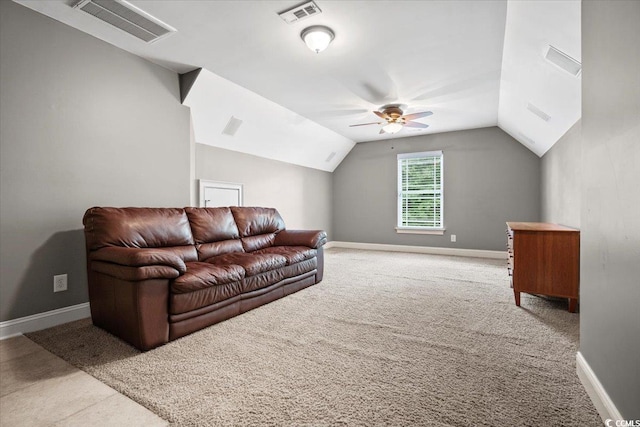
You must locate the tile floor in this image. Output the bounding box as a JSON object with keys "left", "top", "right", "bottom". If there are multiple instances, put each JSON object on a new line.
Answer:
{"left": 0, "top": 335, "right": 167, "bottom": 426}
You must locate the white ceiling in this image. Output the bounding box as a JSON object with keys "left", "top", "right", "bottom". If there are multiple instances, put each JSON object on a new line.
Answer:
{"left": 183, "top": 68, "right": 354, "bottom": 172}
{"left": 15, "top": 0, "right": 581, "bottom": 168}
{"left": 499, "top": 1, "right": 581, "bottom": 156}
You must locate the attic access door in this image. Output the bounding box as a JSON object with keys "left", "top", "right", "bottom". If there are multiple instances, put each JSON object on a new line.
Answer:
{"left": 198, "top": 180, "right": 243, "bottom": 207}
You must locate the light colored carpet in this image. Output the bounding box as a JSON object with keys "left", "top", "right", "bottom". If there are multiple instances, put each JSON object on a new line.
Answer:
{"left": 27, "top": 248, "right": 601, "bottom": 426}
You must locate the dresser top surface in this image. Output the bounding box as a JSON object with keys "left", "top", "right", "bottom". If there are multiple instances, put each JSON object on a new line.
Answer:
{"left": 506, "top": 222, "right": 579, "bottom": 232}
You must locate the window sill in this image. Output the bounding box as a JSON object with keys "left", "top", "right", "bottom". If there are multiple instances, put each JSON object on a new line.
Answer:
{"left": 395, "top": 227, "right": 445, "bottom": 235}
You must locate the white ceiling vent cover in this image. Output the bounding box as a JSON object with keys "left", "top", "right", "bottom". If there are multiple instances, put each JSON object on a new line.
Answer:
{"left": 73, "top": 0, "right": 176, "bottom": 43}
{"left": 545, "top": 45, "right": 581, "bottom": 77}
{"left": 325, "top": 151, "right": 336, "bottom": 162}
{"left": 222, "top": 116, "right": 243, "bottom": 137}
{"left": 278, "top": 1, "right": 322, "bottom": 24}
{"left": 526, "top": 102, "right": 551, "bottom": 122}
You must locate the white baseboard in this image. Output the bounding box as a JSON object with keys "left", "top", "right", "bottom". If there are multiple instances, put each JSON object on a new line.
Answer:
{"left": 325, "top": 241, "right": 506, "bottom": 259}
{"left": 576, "top": 351, "right": 623, "bottom": 424}
{"left": 0, "top": 303, "right": 91, "bottom": 340}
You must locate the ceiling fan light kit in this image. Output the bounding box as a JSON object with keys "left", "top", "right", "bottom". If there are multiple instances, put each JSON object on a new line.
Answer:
{"left": 301, "top": 25, "right": 334, "bottom": 53}
{"left": 382, "top": 122, "right": 403, "bottom": 134}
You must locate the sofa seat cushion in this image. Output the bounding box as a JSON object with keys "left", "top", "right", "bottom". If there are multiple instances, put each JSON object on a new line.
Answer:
{"left": 170, "top": 281, "right": 244, "bottom": 315}
{"left": 242, "top": 257, "right": 318, "bottom": 293}
{"left": 252, "top": 246, "right": 317, "bottom": 265}
{"left": 171, "top": 262, "right": 245, "bottom": 294}
{"left": 205, "top": 253, "right": 286, "bottom": 276}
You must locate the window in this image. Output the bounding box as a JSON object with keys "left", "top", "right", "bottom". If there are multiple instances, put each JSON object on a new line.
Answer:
{"left": 397, "top": 151, "right": 444, "bottom": 234}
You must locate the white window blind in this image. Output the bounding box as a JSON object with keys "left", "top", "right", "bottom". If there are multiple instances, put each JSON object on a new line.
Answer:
{"left": 397, "top": 151, "right": 443, "bottom": 230}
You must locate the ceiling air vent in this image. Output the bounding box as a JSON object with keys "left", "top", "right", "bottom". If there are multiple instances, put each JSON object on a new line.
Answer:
{"left": 278, "top": 1, "right": 322, "bottom": 24}
{"left": 222, "top": 116, "right": 243, "bottom": 137}
{"left": 73, "top": 0, "right": 176, "bottom": 43}
{"left": 545, "top": 45, "right": 581, "bottom": 77}
{"left": 325, "top": 151, "right": 337, "bottom": 162}
{"left": 526, "top": 102, "right": 551, "bottom": 122}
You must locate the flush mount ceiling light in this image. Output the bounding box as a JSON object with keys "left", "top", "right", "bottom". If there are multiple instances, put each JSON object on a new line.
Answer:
{"left": 300, "top": 25, "right": 335, "bottom": 53}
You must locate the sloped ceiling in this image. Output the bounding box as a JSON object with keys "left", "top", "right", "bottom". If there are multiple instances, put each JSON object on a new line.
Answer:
{"left": 498, "top": 1, "right": 581, "bottom": 157}
{"left": 182, "top": 68, "right": 354, "bottom": 172}
{"left": 14, "top": 0, "right": 581, "bottom": 170}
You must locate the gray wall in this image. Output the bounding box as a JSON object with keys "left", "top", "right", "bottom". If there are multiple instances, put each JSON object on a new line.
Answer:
{"left": 0, "top": 1, "right": 191, "bottom": 322}
{"left": 541, "top": 120, "right": 581, "bottom": 227}
{"left": 332, "top": 127, "right": 540, "bottom": 251}
{"left": 196, "top": 144, "right": 333, "bottom": 237}
{"left": 580, "top": 1, "right": 640, "bottom": 418}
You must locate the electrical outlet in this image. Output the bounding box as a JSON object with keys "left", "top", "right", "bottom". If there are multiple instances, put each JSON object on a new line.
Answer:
{"left": 451, "top": 234, "right": 457, "bottom": 243}
{"left": 53, "top": 274, "right": 67, "bottom": 292}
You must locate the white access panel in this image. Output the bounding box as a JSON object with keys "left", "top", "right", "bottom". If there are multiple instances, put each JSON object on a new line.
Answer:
{"left": 198, "top": 180, "right": 243, "bottom": 207}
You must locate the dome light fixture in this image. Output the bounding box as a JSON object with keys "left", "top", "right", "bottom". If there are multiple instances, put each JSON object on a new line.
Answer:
{"left": 300, "top": 25, "right": 335, "bottom": 53}
{"left": 383, "top": 122, "right": 404, "bottom": 134}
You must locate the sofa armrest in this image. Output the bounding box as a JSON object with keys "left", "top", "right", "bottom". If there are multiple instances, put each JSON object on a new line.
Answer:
{"left": 273, "top": 230, "right": 327, "bottom": 249}
{"left": 91, "top": 261, "right": 180, "bottom": 281}
{"left": 90, "top": 247, "right": 187, "bottom": 273}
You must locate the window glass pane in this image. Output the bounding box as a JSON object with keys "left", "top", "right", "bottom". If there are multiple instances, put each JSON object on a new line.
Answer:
{"left": 397, "top": 152, "right": 443, "bottom": 229}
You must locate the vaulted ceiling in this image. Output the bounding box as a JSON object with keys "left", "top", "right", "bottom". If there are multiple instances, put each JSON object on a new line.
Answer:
{"left": 15, "top": 0, "right": 581, "bottom": 171}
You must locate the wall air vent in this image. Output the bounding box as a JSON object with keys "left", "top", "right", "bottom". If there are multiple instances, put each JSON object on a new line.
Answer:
{"left": 222, "top": 116, "right": 243, "bottom": 137}
{"left": 545, "top": 45, "right": 581, "bottom": 77}
{"left": 526, "top": 102, "right": 551, "bottom": 122}
{"left": 73, "top": 0, "right": 176, "bottom": 43}
{"left": 278, "top": 1, "right": 322, "bottom": 24}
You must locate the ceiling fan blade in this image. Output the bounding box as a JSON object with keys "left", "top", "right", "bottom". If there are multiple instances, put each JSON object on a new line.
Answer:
{"left": 379, "top": 128, "right": 386, "bottom": 134}
{"left": 373, "top": 111, "right": 389, "bottom": 119}
{"left": 404, "top": 121, "right": 430, "bottom": 129}
{"left": 332, "top": 59, "right": 398, "bottom": 105}
{"left": 402, "top": 111, "right": 433, "bottom": 121}
{"left": 309, "top": 108, "right": 370, "bottom": 119}
{"left": 349, "top": 122, "right": 383, "bottom": 127}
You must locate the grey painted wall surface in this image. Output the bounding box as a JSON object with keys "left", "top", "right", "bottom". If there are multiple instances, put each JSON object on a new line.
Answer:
{"left": 580, "top": 1, "right": 640, "bottom": 418}
{"left": 332, "top": 127, "right": 540, "bottom": 251}
{"left": 0, "top": 1, "right": 190, "bottom": 321}
{"left": 196, "top": 144, "right": 333, "bottom": 237}
{"left": 541, "top": 120, "right": 581, "bottom": 227}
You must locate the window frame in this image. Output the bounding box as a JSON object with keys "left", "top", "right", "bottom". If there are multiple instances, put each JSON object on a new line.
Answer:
{"left": 396, "top": 150, "right": 445, "bottom": 235}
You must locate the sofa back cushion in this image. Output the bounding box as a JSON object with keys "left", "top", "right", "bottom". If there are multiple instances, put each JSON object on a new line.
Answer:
{"left": 184, "top": 207, "right": 240, "bottom": 243}
{"left": 184, "top": 207, "right": 244, "bottom": 260}
{"left": 230, "top": 207, "right": 285, "bottom": 237}
{"left": 83, "top": 207, "right": 195, "bottom": 252}
{"left": 230, "top": 207, "right": 285, "bottom": 252}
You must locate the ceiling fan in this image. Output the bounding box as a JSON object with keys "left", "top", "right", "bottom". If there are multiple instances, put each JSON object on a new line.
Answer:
{"left": 349, "top": 104, "right": 433, "bottom": 134}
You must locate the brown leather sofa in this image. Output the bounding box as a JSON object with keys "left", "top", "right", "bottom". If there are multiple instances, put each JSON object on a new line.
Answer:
{"left": 83, "top": 206, "right": 327, "bottom": 351}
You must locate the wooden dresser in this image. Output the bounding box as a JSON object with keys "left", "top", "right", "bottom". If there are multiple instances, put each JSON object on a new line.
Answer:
{"left": 506, "top": 222, "right": 580, "bottom": 312}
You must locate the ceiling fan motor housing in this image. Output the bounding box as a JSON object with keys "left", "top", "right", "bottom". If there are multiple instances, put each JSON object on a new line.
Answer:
{"left": 382, "top": 105, "right": 404, "bottom": 122}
